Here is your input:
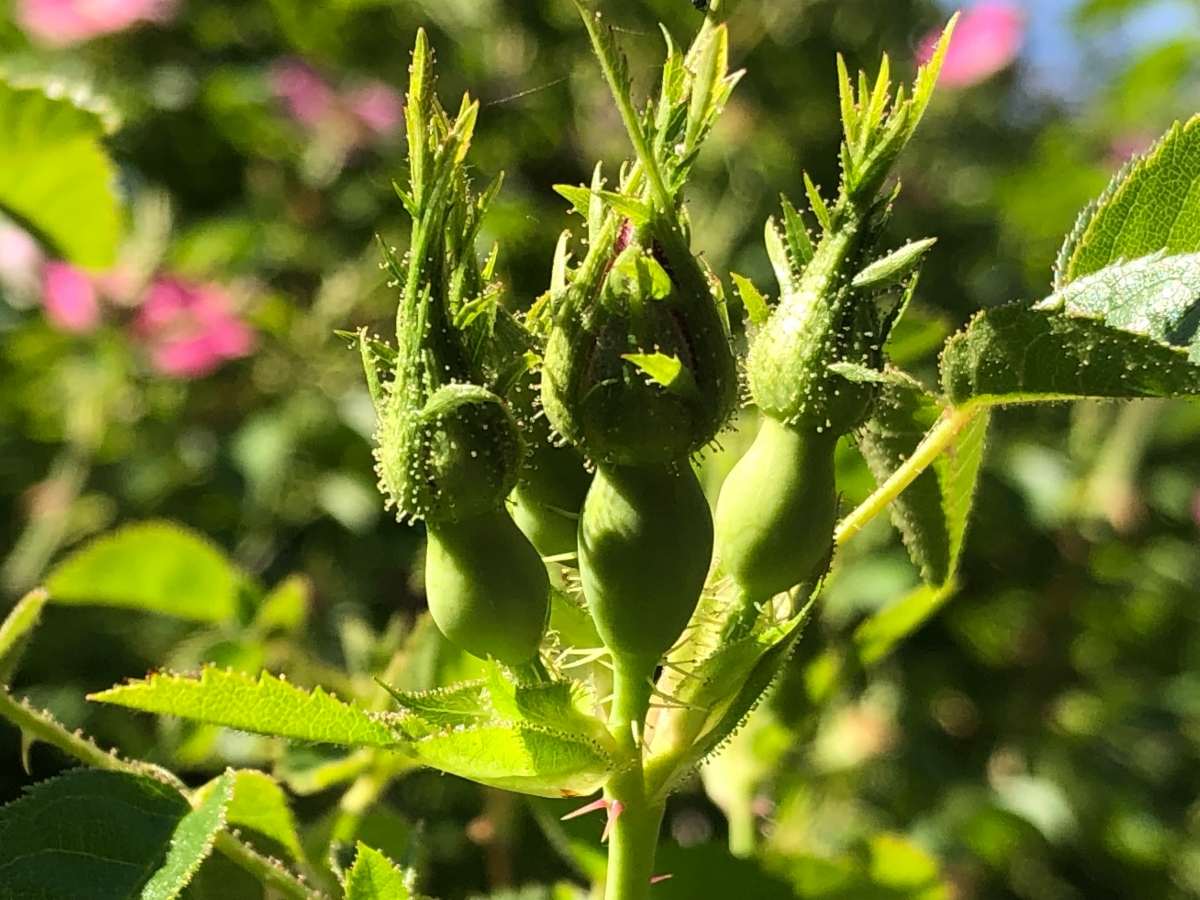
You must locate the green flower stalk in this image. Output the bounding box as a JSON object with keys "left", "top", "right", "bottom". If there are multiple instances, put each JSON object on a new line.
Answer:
{"left": 715, "top": 23, "right": 953, "bottom": 633}
{"left": 354, "top": 31, "right": 549, "bottom": 667}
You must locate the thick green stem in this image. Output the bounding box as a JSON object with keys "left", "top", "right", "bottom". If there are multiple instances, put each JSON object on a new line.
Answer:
{"left": 604, "top": 780, "right": 665, "bottom": 900}
{"left": 602, "top": 656, "right": 663, "bottom": 900}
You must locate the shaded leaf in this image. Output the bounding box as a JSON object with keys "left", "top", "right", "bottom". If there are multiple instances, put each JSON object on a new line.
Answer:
{"left": 90, "top": 667, "right": 400, "bottom": 748}
{"left": 857, "top": 381, "right": 989, "bottom": 587}
{"left": 0, "top": 769, "right": 188, "bottom": 900}
{"left": 941, "top": 303, "right": 1200, "bottom": 406}
{"left": 46, "top": 522, "right": 247, "bottom": 623}
{"left": 0, "top": 79, "right": 122, "bottom": 267}
{"left": 344, "top": 843, "right": 410, "bottom": 900}
{"left": 141, "top": 772, "right": 232, "bottom": 900}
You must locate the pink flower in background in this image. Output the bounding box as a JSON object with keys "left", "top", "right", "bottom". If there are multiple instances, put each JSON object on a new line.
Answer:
{"left": 134, "top": 277, "right": 254, "bottom": 379}
{"left": 42, "top": 261, "right": 100, "bottom": 333}
{"left": 270, "top": 58, "right": 402, "bottom": 146}
{"left": 17, "top": 0, "right": 176, "bottom": 47}
{"left": 269, "top": 60, "right": 337, "bottom": 128}
{"left": 919, "top": 2, "right": 1023, "bottom": 89}
{"left": 346, "top": 82, "right": 403, "bottom": 137}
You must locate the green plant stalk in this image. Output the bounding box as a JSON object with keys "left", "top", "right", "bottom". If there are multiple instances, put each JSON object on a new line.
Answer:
{"left": 834, "top": 403, "right": 981, "bottom": 546}
{"left": 603, "top": 657, "right": 662, "bottom": 900}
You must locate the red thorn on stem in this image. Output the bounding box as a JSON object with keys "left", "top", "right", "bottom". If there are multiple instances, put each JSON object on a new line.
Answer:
{"left": 650, "top": 874, "right": 674, "bottom": 884}
{"left": 601, "top": 799, "right": 624, "bottom": 843}
{"left": 561, "top": 797, "right": 609, "bottom": 821}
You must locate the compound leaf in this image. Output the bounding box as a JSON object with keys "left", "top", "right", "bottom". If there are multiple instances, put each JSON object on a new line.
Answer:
{"left": 46, "top": 522, "right": 247, "bottom": 624}
{"left": 89, "top": 667, "right": 399, "bottom": 749}
{"left": 0, "top": 769, "right": 189, "bottom": 900}
{"left": 0, "top": 79, "right": 122, "bottom": 267}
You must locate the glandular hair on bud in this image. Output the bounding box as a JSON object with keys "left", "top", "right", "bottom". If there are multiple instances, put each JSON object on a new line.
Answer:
{"left": 375, "top": 382, "right": 523, "bottom": 524}
{"left": 542, "top": 229, "right": 737, "bottom": 466}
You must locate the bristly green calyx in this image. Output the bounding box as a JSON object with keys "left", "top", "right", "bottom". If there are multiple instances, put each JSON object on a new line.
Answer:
{"left": 744, "top": 18, "right": 955, "bottom": 435}
{"left": 354, "top": 29, "right": 521, "bottom": 524}
{"left": 537, "top": 5, "right": 740, "bottom": 466}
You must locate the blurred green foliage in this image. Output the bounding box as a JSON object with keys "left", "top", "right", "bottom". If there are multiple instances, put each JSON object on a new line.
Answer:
{"left": 1, "top": 0, "right": 1199, "bottom": 898}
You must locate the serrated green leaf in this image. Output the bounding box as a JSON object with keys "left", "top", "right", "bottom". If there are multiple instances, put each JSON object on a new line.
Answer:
{"left": 731, "top": 273, "right": 771, "bottom": 326}
{"left": 1037, "top": 252, "right": 1200, "bottom": 361}
{"left": 0, "top": 589, "right": 47, "bottom": 683}
{"left": 646, "top": 597, "right": 811, "bottom": 799}
{"left": 483, "top": 664, "right": 613, "bottom": 752}
{"left": 854, "top": 580, "right": 958, "bottom": 666}
{"left": 141, "top": 772, "right": 232, "bottom": 900}
{"left": 90, "top": 667, "right": 400, "bottom": 748}
{"left": 779, "top": 195, "right": 814, "bottom": 267}
{"left": 197, "top": 771, "right": 303, "bottom": 862}
{"left": 0, "top": 769, "right": 189, "bottom": 900}
{"left": 381, "top": 680, "right": 492, "bottom": 737}
{"left": 45, "top": 522, "right": 247, "bottom": 623}
{"left": 803, "top": 173, "right": 832, "bottom": 232}
{"left": 553, "top": 184, "right": 592, "bottom": 218}
{"left": 0, "top": 79, "right": 122, "bottom": 267}
{"left": 857, "top": 380, "right": 988, "bottom": 589}
{"left": 1064, "top": 116, "right": 1200, "bottom": 284}
{"left": 594, "top": 189, "right": 652, "bottom": 226}
{"left": 622, "top": 352, "right": 698, "bottom": 396}
{"left": 410, "top": 722, "right": 612, "bottom": 798}
{"left": 942, "top": 301, "right": 1200, "bottom": 407}
{"left": 344, "top": 843, "right": 410, "bottom": 900}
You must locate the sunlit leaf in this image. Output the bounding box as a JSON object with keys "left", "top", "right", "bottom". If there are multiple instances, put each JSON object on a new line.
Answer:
{"left": 1060, "top": 115, "right": 1200, "bottom": 286}
{"left": 90, "top": 667, "right": 400, "bottom": 748}
{"left": 46, "top": 522, "right": 248, "bottom": 624}
{"left": 0, "top": 79, "right": 122, "bottom": 267}
{"left": 409, "top": 722, "right": 612, "bottom": 798}
{"left": 196, "top": 771, "right": 303, "bottom": 862}
{"left": 343, "top": 843, "right": 410, "bottom": 900}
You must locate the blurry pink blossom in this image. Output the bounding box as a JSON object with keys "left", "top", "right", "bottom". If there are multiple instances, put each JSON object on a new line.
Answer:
{"left": 134, "top": 277, "right": 254, "bottom": 379}
{"left": 17, "top": 0, "right": 176, "bottom": 47}
{"left": 346, "top": 82, "right": 403, "bottom": 137}
{"left": 270, "top": 58, "right": 402, "bottom": 148}
{"left": 42, "top": 261, "right": 100, "bottom": 333}
{"left": 919, "top": 3, "right": 1023, "bottom": 89}
{"left": 269, "top": 60, "right": 338, "bottom": 128}
{"left": 1192, "top": 490, "right": 1200, "bottom": 530}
